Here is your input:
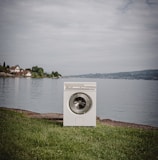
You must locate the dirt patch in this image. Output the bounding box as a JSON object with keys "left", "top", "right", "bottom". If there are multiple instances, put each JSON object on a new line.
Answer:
{"left": 97, "top": 118, "right": 158, "bottom": 130}
{"left": 1, "top": 107, "right": 157, "bottom": 130}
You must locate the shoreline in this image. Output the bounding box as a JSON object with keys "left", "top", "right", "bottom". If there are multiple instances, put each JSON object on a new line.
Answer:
{"left": 1, "top": 107, "right": 157, "bottom": 130}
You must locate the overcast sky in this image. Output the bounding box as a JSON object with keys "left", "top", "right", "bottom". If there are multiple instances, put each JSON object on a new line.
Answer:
{"left": 0, "top": 0, "right": 158, "bottom": 75}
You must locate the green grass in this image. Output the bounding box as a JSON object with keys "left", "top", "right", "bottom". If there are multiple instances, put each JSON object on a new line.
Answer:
{"left": 0, "top": 108, "right": 158, "bottom": 160}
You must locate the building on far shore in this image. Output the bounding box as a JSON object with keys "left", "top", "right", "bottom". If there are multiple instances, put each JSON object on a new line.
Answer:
{"left": 9, "top": 65, "right": 32, "bottom": 77}
{"left": 10, "top": 65, "right": 20, "bottom": 73}
{"left": 23, "top": 70, "right": 32, "bottom": 77}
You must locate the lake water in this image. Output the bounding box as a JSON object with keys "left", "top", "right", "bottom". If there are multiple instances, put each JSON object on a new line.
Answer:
{"left": 0, "top": 77, "right": 158, "bottom": 127}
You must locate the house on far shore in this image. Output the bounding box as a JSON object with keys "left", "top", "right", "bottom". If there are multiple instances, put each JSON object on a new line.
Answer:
{"left": 9, "top": 65, "right": 32, "bottom": 77}
{"left": 10, "top": 65, "right": 20, "bottom": 73}
{"left": 23, "top": 70, "right": 32, "bottom": 77}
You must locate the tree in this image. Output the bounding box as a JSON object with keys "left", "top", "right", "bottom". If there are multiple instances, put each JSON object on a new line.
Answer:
{"left": 3, "top": 62, "right": 5, "bottom": 68}
{"left": 32, "top": 66, "right": 44, "bottom": 78}
{"left": 38, "top": 67, "right": 44, "bottom": 77}
{"left": 32, "top": 66, "right": 39, "bottom": 72}
{"left": 51, "top": 71, "right": 61, "bottom": 78}
{"left": 0, "top": 62, "right": 8, "bottom": 72}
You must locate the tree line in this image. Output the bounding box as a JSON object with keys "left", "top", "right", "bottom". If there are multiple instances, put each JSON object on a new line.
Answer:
{"left": 0, "top": 62, "right": 62, "bottom": 78}
{"left": 31, "top": 66, "right": 62, "bottom": 78}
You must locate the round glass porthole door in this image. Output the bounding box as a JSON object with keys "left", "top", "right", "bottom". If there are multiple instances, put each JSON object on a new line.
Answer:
{"left": 69, "top": 92, "right": 92, "bottom": 114}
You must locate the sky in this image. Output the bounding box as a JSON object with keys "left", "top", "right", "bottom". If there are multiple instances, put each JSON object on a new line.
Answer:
{"left": 0, "top": 0, "right": 158, "bottom": 76}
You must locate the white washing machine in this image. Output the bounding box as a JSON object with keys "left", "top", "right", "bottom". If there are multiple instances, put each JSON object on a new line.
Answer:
{"left": 63, "top": 82, "right": 96, "bottom": 126}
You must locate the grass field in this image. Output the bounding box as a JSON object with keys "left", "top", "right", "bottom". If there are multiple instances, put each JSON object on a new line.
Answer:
{"left": 0, "top": 108, "right": 158, "bottom": 160}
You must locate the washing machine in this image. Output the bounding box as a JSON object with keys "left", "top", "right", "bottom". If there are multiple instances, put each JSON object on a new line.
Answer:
{"left": 63, "top": 82, "right": 96, "bottom": 126}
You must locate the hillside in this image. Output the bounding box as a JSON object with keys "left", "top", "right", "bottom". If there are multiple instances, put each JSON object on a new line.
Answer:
{"left": 66, "top": 69, "right": 158, "bottom": 80}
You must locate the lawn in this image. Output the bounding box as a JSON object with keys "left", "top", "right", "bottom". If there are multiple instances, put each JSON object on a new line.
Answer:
{"left": 0, "top": 108, "right": 158, "bottom": 160}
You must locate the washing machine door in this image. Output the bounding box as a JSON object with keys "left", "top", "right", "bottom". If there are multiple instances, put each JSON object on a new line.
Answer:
{"left": 69, "top": 92, "right": 92, "bottom": 114}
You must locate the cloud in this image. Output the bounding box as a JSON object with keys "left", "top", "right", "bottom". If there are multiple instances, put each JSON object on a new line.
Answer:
{"left": 146, "top": 0, "right": 158, "bottom": 5}
{"left": 119, "top": 0, "right": 134, "bottom": 12}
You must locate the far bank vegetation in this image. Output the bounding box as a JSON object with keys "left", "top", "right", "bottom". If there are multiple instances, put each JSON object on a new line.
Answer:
{"left": 0, "top": 62, "right": 62, "bottom": 78}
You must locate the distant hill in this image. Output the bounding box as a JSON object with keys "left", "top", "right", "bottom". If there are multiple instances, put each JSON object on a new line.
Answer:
{"left": 65, "top": 70, "right": 158, "bottom": 80}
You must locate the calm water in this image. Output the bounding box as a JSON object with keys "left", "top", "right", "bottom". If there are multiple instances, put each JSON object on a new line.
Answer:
{"left": 0, "top": 77, "right": 158, "bottom": 127}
